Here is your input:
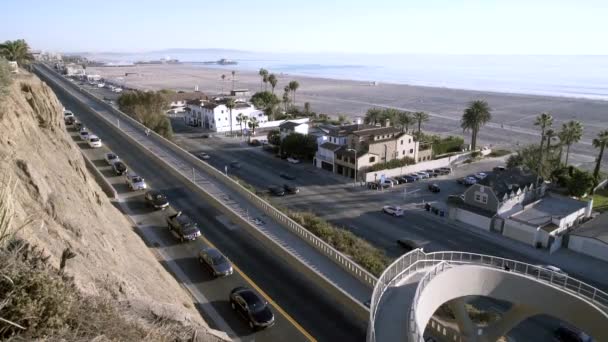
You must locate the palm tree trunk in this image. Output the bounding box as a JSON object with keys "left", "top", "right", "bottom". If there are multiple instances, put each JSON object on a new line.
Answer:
{"left": 594, "top": 142, "right": 606, "bottom": 180}
{"left": 417, "top": 120, "right": 422, "bottom": 134}
{"left": 229, "top": 109, "right": 233, "bottom": 136}
{"left": 559, "top": 145, "right": 564, "bottom": 166}
{"left": 565, "top": 144, "right": 571, "bottom": 165}
{"left": 537, "top": 131, "right": 545, "bottom": 182}
{"left": 470, "top": 130, "right": 476, "bottom": 151}
{"left": 293, "top": 91, "right": 296, "bottom": 105}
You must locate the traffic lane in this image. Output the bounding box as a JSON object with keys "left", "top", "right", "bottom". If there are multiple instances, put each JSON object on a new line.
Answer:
{"left": 51, "top": 85, "right": 365, "bottom": 341}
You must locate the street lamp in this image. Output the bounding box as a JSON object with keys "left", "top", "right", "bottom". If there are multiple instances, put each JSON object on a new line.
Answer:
{"left": 346, "top": 148, "right": 357, "bottom": 187}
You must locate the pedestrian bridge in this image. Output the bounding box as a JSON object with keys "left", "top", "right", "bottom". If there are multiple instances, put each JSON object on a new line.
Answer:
{"left": 367, "top": 250, "right": 608, "bottom": 342}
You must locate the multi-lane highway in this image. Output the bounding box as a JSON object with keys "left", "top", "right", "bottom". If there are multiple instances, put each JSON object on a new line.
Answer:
{"left": 36, "top": 65, "right": 367, "bottom": 341}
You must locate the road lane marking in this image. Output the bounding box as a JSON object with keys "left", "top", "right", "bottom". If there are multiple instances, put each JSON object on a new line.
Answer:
{"left": 198, "top": 234, "right": 317, "bottom": 342}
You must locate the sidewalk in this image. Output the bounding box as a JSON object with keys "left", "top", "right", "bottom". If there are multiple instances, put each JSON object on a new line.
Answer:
{"left": 421, "top": 210, "right": 608, "bottom": 289}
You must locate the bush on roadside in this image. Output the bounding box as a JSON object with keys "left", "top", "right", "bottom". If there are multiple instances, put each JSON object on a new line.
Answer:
{"left": 367, "top": 156, "right": 416, "bottom": 172}
{"left": 487, "top": 149, "right": 511, "bottom": 157}
{"left": 117, "top": 91, "right": 173, "bottom": 139}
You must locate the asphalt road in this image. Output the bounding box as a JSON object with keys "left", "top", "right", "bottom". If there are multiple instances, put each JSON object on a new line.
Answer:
{"left": 41, "top": 69, "right": 367, "bottom": 342}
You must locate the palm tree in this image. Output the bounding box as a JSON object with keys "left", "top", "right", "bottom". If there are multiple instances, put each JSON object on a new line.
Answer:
{"left": 534, "top": 112, "right": 553, "bottom": 182}
{"left": 283, "top": 86, "right": 290, "bottom": 112}
{"left": 545, "top": 129, "right": 557, "bottom": 154}
{"left": 268, "top": 74, "right": 278, "bottom": 94}
{"left": 413, "top": 111, "right": 429, "bottom": 134}
{"left": 231, "top": 70, "right": 236, "bottom": 91}
{"left": 226, "top": 98, "right": 235, "bottom": 136}
{"left": 365, "top": 108, "right": 382, "bottom": 125}
{"left": 397, "top": 111, "right": 413, "bottom": 132}
{"left": 0, "top": 39, "right": 32, "bottom": 64}
{"left": 288, "top": 81, "right": 299, "bottom": 104}
{"left": 460, "top": 100, "right": 492, "bottom": 151}
{"left": 220, "top": 74, "right": 226, "bottom": 94}
{"left": 236, "top": 113, "right": 247, "bottom": 136}
{"left": 258, "top": 68, "right": 268, "bottom": 91}
{"left": 304, "top": 102, "right": 311, "bottom": 116}
{"left": 592, "top": 130, "right": 608, "bottom": 180}
{"left": 248, "top": 117, "right": 259, "bottom": 139}
{"left": 559, "top": 120, "right": 584, "bottom": 165}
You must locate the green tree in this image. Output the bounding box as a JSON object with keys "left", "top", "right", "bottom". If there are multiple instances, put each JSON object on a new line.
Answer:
{"left": 559, "top": 120, "right": 584, "bottom": 165}
{"left": 592, "top": 130, "right": 608, "bottom": 180}
{"left": 413, "top": 111, "right": 430, "bottom": 134}
{"left": 534, "top": 112, "right": 553, "bottom": 184}
{"left": 0, "top": 39, "right": 33, "bottom": 65}
{"left": 236, "top": 113, "right": 247, "bottom": 136}
{"left": 304, "top": 102, "right": 311, "bottom": 116}
{"left": 258, "top": 68, "right": 268, "bottom": 91}
{"left": 506, "top": 144, "right": 560, "bottom": 179}
{"left": 250, "top": 91, "right": 280, "bottom": 120}
{"left": 364, "top": 108, "right": 382, "bottom": 125}
{"left": 567, "top": 168, "right": 595, "bottom": 197}
{"left": 225, "top": 98, "right": 235, "bottom": 136}
{"left": 282, "top": 86, "right": 291, "bottom": 112}
{"left": 117, "top": 90, "right": 173, "bottom": 139}
{"left": 248, "top": 117, "right": 259, "bottom": 137}
{"left": 281, "top": 133, "right": 318, "bottom": 159}
{"left": 288, "top": 80, "right": 300, "bottom": 104}
{"left": 267, "top": 129, "right": 281, "bottom": 146}
{"left": 545, "top": 128, "right": 557, "bottom": 154}
{"left": 268, "top": 73, "right": 277, "bottom": 93}
{"left": 460, "top": 100, "right": 492, "bottom": 151}
{"left": 396, "top": 111, "right": 413, "bottom": 132}
{"left": 338, "top": 114, "right": 347, "bottom": 124}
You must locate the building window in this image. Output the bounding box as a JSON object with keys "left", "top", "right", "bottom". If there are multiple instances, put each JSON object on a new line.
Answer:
{"left": 410, "top": 148, "right": 414, "bottom": 153}
{"left": 474, "top": 192, "right": 488, "bottom": 204}
{"left": 369, "top": 156, "right": 375, "bottom": 163}
{"left": 409, "top": 139, "right": 411, "bottom": 143}
{"left": 400, "top": 140, "right": 403, "bottom": 145}
{"left": 402, "top": 150, "right": 405, "bottom": 155}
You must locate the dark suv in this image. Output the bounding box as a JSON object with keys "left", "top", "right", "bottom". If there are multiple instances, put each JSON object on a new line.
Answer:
{"left": 112, "top": 161, "right": 128, "bottom": 175}
{"left": 268, "top": 186, "right": 285, "bottom": 196}
{"left": 229, "top": 287, "right": 275, "bottom": 330}
{"left": 166, "top": 211, "right": 201, "bottom": 242}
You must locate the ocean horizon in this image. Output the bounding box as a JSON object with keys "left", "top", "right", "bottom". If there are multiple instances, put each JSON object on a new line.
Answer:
{"left": 89, "top": 50, "right": 608, "bottom": 101}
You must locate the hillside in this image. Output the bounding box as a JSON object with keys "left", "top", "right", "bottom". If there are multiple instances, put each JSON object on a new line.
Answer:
{"left": 0, "top": 69, "right": 228, "bottom": 341}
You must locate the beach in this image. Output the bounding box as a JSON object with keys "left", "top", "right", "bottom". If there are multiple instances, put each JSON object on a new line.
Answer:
{"left": 88, "top": 64, "right": 608, "bottom": 170}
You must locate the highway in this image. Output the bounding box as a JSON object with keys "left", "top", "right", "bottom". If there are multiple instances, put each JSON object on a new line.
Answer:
{"left": 36, "top": 66, "right": 367, "bottom": 342}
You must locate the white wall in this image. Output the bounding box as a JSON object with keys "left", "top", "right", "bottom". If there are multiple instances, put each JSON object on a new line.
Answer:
{"left": 259, "top": 117, "right": 309, "bottom": 129}
{"left": 364, "top": 151, "right": 472, "bottom": 182}
{"left": 568, "top": 236, "right": 608, "bottom": 262}
{"left": 449, "top": 208, "right": 492, "bottom": 231}
{"left": 503, "top": 219, "right": 538, "bottom": 247}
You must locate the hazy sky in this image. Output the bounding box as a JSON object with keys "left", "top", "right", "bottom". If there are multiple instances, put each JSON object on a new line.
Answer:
{"left": 2, "top": 0, "right": 607, "bottom": 54}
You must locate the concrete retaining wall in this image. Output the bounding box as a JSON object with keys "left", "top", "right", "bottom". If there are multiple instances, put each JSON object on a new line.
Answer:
{"left": 568, "top": 236, "right": 608, "bottom": 263}
{"left": 364, "top": 152, "right": 472, "bottom": 182}
{"left": 81, "top": 151, "right": 117, "bottom": 199}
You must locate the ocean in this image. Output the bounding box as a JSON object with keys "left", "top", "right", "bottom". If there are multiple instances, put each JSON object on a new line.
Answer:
{"left": 94, "top": 51, "right": 608, "bottom": 101}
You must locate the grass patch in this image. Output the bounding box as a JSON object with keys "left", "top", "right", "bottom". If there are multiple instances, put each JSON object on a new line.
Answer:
{"left": 592, "top": 188, "right": 608, "bottom": 213}
{"left": 487, "top": 149, "right": 511, "bottom": 157}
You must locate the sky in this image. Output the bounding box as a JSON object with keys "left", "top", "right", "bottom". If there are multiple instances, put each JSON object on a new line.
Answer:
{"left": 1, "top": 0, "right": 608, "bottom": 55}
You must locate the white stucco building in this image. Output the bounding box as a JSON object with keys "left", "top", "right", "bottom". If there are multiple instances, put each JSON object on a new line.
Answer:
{"left": 186, "top": 99, "right": 268, "bottom": 132}
{"left": 279, "top": 121, "right": 309, "bottom": 140}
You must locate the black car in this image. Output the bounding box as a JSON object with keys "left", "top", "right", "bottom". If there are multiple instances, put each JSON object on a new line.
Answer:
{"left": 428, "top": 184, "right": 440, "bottom": 193}
{"left": 65, "top": 116, "right": 75, "bottom": 126}
{"left": 166, "top": 211, "right": 201, "bottom": 242}
{"left": 144, "top": 190, "right": 169, "bottom": 210}
{"left": 112, "top": 161, "right": 128, "bottom": 175}
{"left": 283, "top": 184, "right": 299, "bottom": 194}
{"left": 229, "top": 287, "right": 275, "bottom": 330}
{"left": 280, "top": 173, "right": 296, "bottom": 180}
{"left": 198, "top": 247, "right": 233, "bottom": 277}
{"left": 399, "top": 175, "right": 417, "bottom": 183}
{"left": 268, "top": 186, "right": 285, "bottom": 196}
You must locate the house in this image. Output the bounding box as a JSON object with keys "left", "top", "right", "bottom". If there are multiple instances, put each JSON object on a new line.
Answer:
{"left": 279, "top": 121, "right": 309, "bottom": 140}
{"left": 230, "top": 89, "right": 250, "bottom": 98}
{"left": 64, "top": 63, "right": 85, "bottom": 76}
{"left": 567, "top": 212, "right": 608, "bottom": 262}
{"left": 185, "top": 98, "right": 267, "bottom": 131}
{"left": 165, "top": 92, "right": 206, "bottom": 114}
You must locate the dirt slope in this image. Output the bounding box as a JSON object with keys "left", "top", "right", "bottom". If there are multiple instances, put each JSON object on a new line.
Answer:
{"left": 0, "top": 70, "right": 228, "bottom": 341}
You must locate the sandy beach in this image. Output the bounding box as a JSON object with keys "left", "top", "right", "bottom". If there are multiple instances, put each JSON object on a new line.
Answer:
{"left": 88, "top": 64, "right": 608, "bottom": 170}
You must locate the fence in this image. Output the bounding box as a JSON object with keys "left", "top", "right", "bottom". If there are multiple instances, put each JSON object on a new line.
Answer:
{"left": 364, "top": 151, "right": 473, "bottom": 182}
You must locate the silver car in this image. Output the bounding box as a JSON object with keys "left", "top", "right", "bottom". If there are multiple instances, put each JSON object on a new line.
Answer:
{"left": 125, "top": 173, "right": 147, "bottom": 191}
{"left": 199, "top": 247, "right": 233, "bottom": 277}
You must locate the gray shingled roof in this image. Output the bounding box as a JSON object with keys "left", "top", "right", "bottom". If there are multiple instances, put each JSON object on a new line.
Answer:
{"left": 479, "top": 167, "right": 538, "bottom": 199}
{"left": 319, "top": 142, "right": 342, "bottom": 151}
{"left": 571, "top": 212, "right": 608, "bottom": 244}
{"left": 280, "top": 121, "right": 302, "bottom": 130}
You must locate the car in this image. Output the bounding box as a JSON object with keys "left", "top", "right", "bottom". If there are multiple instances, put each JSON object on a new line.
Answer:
{"left": 104, "top": 152, "right": 120, "bottom": 165}
{"left": 229, "top": 287, "right": 275, "bottom": 330}
{"left": 63, "top": 109, "right": 74, "bottom": 120}
{"left": 428, "top": 184, "right": 440, "bottom": 193}
{"left": 166, "top": 211, "right": 201, "bottom": 242}
{"left": 198, "top": 247, "right": 233, "bottom": 277}
{"left": 407, "top": 174, "right": 420, "bottom": 181}
{"left": 125, "top": 173, "right": 147, "bottom": 191}
{"left": 144, "top": 190, "right": 169, "bottom": 210}
{"left": 458, "top": 176, "right": 477, "bottom": 185}
{"left": 287, "top": 157, "right": 301, "bottom": 164}
{"left": 279, "top": 173, "right": 296, "bottom": 180}
{"left": 474, "top": 172, "right": 488, "bottom": 180}
{"left": 424, "top": 169, "right": 438, "bottom": 178}
{"left": 493, "top": 165, "right": 506, "bottom": 172}
{"left": 79, "top": 129, "right": 90, "bottom": 141}
{"left": 198, "top": 152, "right": 210, "bottom": 160}
{"left": 396, "top": 176, "right": 414, "bottom": 184}
{"left": 74, "top": 120, "right": 83, "bottom": 130}
{"left": 415, "top": 172, "right": 429, "bottom": 179}
{"left": 87, "top": 135, "right": 102, "bottom": 148}
{"left": 268, "top": 186, "right": 285, "bottom": 196}
{"left": 283, "top": 184, "right": 299, "bottom": 194}
{"left": 112, "top": 161, "right": 128, "bottom": 175}
{"left": 229, "top": 161, "right": 241, "bottom": 169}
{"left": 64, "top": 116, "right": 75, "bottom": 126}
{"left": 248, "top": 139, "right": 262, "bottom": 146}
{"left": 534, "top": 265, "right": 568, "bottom": 278}
{"left": 379, "top": 179, "right": 394, "bottom": 188}
{"left": 383, "top": 205, "right": 404, "bottom": 217}
{"left": 397, "top": 239, "right": 423, "bottom": 251}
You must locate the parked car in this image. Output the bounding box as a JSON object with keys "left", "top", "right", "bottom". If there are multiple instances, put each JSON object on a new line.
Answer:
{"left": 424, "top": 169, "right": 438, "bottom": 178}
{"left": 166, "top": 211, "right": 201, "bottom": 242}
{"left": 396, "top": 239, "right": 423, "bottom": 252}
{"left": 125, "top": 173, "right": 147, "bottom": 191}
{"left": 229, "top": 287, "right": 275, "bottom": 330}
{"left": 64, "top": 116, "right": 75, "bottom": 126}
{"left": 248, "top": 139, "right": 262, "bottom": 146}
{"left": 283, "top": 184, "right": 299, "bottom": 194}
{"left": 229, "top": 161, "right": 241, "bottom": 169}
{"left": 287, "top": 157, "right": 301, "bottom": 164}
{"left": 87, "top": 135, "right": 102, "bottom": 148}
{"left": 415, "top": 172, "right": 430, "bottom": 179}
{"left": 63, "top": 109, "right": 74, "bottom": 120}
{"left": 144, "top": 190, "right": 169, "bottom": 210}
{"left": 379, "top": 179, "right": 394, "bottom": 188}
{"left": 280, "top": 173, "right": 296, "bottom": 180}
{"left": 533, "top": 265, "right": 568, "bottom": 279}
{"left": 79, "top": 129, "right": 90, "bottom": 141}
{"left": 104, "top": 152, "right": 119, "bottom": 165}
{"left": 112, "top": 161, "right": 128, "bottom": 175}
{"left": 198, "top": 247, "right": 233, "bottom": 277}
{"left": 458, "top": 176, "right": 477, "bottom": 186}
{"left": 438, "top": 167, "right": 453, "bottom": 174}
{"left": 474, "top": 172, "right": 488, "bottom": 180}
{"left": 428, "top": 184, "right": 441, "bottom": 193}
{"left": 74, "top": 120, "right": 83, "bottom": 130}
{"left": 407, "top": 174, "right": 420, "bottom": 181}
{"left": 396, "top": 176, "right": 413, "bottom": 184}
{"left": 268, "top": 186, "right": 285, "bottom": 196}
{"left": 382, "top": 205, "right": 404, "bottom": 217}
{"left": 493, "top": 165, "right": 506, "bottom": 172}
{"left": 198, "top": 152, "right": 210, "bottom": 160}
{"left": 401, "top": 175, "right": 418, "bottom": 183}
{"left": 367, "top": 182, "right": 380, "bottom": 190}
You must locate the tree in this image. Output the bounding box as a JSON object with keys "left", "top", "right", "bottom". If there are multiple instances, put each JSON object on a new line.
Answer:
{"left": 592, "top": 130, "right": 608, "bottom": 180}
{"left": 396, "top": 111, "right": 413, "bottom": 132}
{"left": 258, "top": 68, "right": 268, "bottom": 91}
{"left": 559, "top": 120, "right": 584, "bottom": 165}
{"left": 412, "top": 111, "right": 429, "bottom": 134}
{"left": 231, "top": 70, "right": 236, "bottom": 91}
{"left": 534, "top": 112, "right": 553, "bottom": 184}
{"left": 267, "top": 129, "right": 281, "bottom": 146}
{"left": 250, "top": 91, "right": 280, "bottom": 120}
{"left": 225, "top": 98, "right": 235, "bottom": 136}
{"left": 567, "top": 168, "right": 595, "bottom": 197}
{"left": 0, "top": 39, "right": 33, "bottom": 65}
{"left": 460, "top": 100, "right": 492, "bottom": 151}
{"left": 117, "top": 90, "right": 173, "bottom": 139}
{"left": 545, "top": 129, "right": 557, "bottom": 154}
{"left": 282, "top": 89, "right": 290, "bottom": 112}
{"left": 236, "top": 113, "right": 247, "bottom": 136}
{"left": 365, "top": 108, "right": 382, "bottom": 125}
{"left": 281, "top": 133, "right": 318, "bottom": 159}
{"left": 220, "top": 74, "right": 226, "bottom": 94}
{"left": 288, "top": 81, "right": 299, "bottom": 104}
{"left": 506, "top": 145, "right": 560, "bottom": 179}
{"left": 268, "top": 74, "right": 278, "bottom": 94}
{"left": 248, "top": 117, "right": 259, "bottom": 137}
{"left": 304, "top": 102, "right": 311, "bottom": 116}
{"left": 338, "top": 114, "right": 347, "bottom": 124}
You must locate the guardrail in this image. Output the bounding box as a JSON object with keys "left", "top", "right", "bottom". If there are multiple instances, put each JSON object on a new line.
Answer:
{"left": 38, "top": 63, "right": 378, "bottom": 291}
{"left": 81, "top": 151, "right": 117, "bottom": 199}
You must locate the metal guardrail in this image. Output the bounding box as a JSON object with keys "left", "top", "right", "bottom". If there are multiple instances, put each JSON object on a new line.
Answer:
{"left": 38, "top": 64, "right": 379, "bottom": 291}
{"left": 367, "top": 249, "right": 608, "bottom": 342}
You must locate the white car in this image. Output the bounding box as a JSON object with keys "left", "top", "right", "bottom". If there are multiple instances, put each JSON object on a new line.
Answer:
{"left": 113, "top": 87, "right": 123, "bottom": 93}
{"left": 474, "top": 172, "right": 488, "bottom": 180}
{"left": 104, "top": 152, "right": 120, "bottom": 165}
{"left": 97, "top": 83, "right": 105, "bottom": 88}
{"left": 88, "top": 135, "right": 102, "bottom": 148}
{"left": 79, "top": 130, "right": 90, "bottom": 141}
{"left": 198, "top": 152, "right": 210, "bottom": 160}
{"left": 125, "top": 173, "right": 147, "bottom": 191}
{"left": 383, "top": 205, "right": 404, "bottom": 217}
{"left": 416, "top": 172, "right": 430, "bottom": 179}
{"left": 287, "top": 157, "right": 301, "bottom": 164}
{"left": 536, "top": 265, "right": 568, "bottom": 278}
{"left": 379, "top": 179, "right": 394, "bottom": 188}
{"left": 63, "top": 110, "right": 74, "bottom": 120}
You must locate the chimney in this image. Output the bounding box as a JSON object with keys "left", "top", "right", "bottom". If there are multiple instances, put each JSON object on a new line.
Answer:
{"left": 384, "top": 118, "right": 390, "bottom": 127}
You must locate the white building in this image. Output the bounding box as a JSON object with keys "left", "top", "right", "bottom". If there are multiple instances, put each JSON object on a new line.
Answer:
{"left": 568, "top": 212, "right": 608, "bottom": 262}
{"left": 186, "top": 99, "right": 268, "bottom": 132}
{"left": 64, "top": 63, "right": 86, "bottom": 76}
{"left": 279, "top": 121, "right": 309, "bottom": 140}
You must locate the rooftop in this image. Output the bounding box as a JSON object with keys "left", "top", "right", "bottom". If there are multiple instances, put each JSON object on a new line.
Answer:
{"left": 166, "top": 91, "right": 207, "bottom": 103}
{"left": 280, "top": 121, "right": 305, "bottom": 130}
{"left": 511, "top": 194, "right": 588, "bottom": 228}
{"left": 328, "top": 123, "right": 374, "bottom": 136}
{"left": 480, "top": 167, "right": 538, "bottom": 198}
{"left": 319, "top": 142, "right": 343, "bottom": 151}
{"left": 352, "top": 126, "right": 401, "bottom": 137}
{"left": 571, "top": 211, "right": 608, "bottom": 244}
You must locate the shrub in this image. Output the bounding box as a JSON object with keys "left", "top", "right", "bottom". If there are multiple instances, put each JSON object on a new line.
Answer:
{"left": 0, "top": 57, "right": 11, "bottom": 98}
{"left": 117, "top": 91, "right": 173, "bottom": 139}
{"left": 488, "top": 149, "right": 511, "bottom": 157}
{"left": 368, "top": 157, "right": 416, "bottom": 172}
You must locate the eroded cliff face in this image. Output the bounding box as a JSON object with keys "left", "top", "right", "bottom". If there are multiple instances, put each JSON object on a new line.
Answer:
{"left": 0, "top": 71, "right": 227, "bottom": 341}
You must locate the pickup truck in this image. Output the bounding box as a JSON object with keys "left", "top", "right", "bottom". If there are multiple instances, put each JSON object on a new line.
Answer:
{"left": 166, "top": 211, "right": 201, "bottom": 242}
